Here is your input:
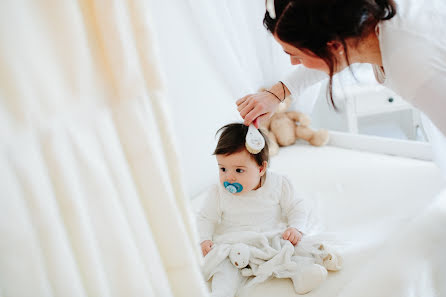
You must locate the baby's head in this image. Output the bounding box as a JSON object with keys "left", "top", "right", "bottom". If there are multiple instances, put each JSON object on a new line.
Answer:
{"left": 213, "top": 123, "right": 269, "bottom": 194}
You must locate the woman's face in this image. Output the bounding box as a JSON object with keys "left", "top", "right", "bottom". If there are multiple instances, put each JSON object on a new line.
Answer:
{"left": 274, "top": 34, "right": 330, "bottom": 73}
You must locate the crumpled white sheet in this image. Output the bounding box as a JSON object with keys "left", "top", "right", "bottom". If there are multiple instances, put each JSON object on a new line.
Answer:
{"left": 335, "top": 188, "right": 446, "bottom": 297}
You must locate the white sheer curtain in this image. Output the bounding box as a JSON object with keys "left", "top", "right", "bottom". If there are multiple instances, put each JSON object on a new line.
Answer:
{"left": 0, "top": 1, "right": 207, "bottom": 297}
{"left": 182, "top": 0, "right": 293, "bottom": 99}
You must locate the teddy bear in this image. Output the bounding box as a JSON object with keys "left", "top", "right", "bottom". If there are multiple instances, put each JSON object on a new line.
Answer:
{"left": 260, "top": 93, "right": 329, "bottom": 156}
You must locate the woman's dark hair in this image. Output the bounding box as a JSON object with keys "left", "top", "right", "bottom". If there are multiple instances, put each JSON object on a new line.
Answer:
{"left": 213, "top": 123, "right": 269, "bottom": 166}
{"left": 264, "top": 0, "right": 396, "bottom": 109}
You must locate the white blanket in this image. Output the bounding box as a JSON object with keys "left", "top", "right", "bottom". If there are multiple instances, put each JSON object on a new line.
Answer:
{"left": 203, "top": 231, "right": 340, "bottom": 291}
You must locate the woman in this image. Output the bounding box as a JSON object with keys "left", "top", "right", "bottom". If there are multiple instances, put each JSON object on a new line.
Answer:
{"left": 237, "top": 0, "right": 446, "bottom": 138}
{"left": 236, "top": 1, "right": 446, "bottom": 295}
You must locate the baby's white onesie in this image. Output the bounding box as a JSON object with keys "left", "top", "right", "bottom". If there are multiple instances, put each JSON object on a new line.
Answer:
{"left": 197, "top": 171, "right": 309, "bottom": 296}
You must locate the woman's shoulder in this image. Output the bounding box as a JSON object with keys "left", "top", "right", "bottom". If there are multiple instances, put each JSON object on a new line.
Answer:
{"left": 379, "top": 0, "right": 446, "bottom": 100}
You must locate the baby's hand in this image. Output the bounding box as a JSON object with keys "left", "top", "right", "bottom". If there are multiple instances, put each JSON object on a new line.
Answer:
{"left": 282, "top": 227, "right": 303, "bottom": 246}
{"left": 200, "top": 240, "right": 214, "bottom": 256}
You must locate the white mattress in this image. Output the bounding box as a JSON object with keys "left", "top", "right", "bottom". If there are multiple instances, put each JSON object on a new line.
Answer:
{"left": 192, "top": 143, "right": 446, "bottom": 297}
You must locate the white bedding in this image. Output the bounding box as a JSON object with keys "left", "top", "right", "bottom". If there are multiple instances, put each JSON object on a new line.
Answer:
{"left": 193, "top": 143, "right": 446, "bottom": 296}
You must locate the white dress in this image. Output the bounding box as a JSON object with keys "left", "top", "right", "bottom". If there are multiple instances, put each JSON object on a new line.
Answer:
{"left": 375, "top": 0, "right": 446, "bottom": 173}
{"left": 375, "top": 0, "right": 446, "bottom": 135}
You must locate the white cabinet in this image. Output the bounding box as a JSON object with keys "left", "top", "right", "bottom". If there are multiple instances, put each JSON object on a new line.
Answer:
{"left": 312, "top": 64, "right": 427, "bottom": 141}
{"left": 352, "top": 85, "right": 409, "bottom": 116}
{"left": 338, "top": 83, "right": 422, "bottom": 139}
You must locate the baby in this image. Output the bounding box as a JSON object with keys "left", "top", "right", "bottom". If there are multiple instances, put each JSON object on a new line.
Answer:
{"left": 197, "top": 123, "right": 341, "bottom": 297}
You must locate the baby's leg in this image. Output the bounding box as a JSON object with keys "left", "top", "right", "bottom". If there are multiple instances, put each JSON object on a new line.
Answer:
{"left": 291, "top": 261, "right": 327, "bottom": 295}
{"left": 211, "top": 258, "right": 244, "bottom": 297}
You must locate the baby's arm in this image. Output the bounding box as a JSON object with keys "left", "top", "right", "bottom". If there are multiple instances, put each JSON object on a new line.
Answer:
{"left": 282, "top": 227, "right": 303, "bottom": 245}
{"left": 279, "top": 176, "right": 308, "bottom": 245}
{"left": 196, "top": 185, "right": 221, "bottom": 256}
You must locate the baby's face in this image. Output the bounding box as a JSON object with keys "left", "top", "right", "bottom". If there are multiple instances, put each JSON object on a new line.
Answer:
{"left": 216, "top": 149, "right": 267, "bottom": 195}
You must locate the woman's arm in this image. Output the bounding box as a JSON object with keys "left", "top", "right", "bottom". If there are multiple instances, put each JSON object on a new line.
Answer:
{"left": 281, "top": 66, "right": 328, "bottom": 103}
{"left": 236, "top": 81, "right": 288, "bottom": 127}
{"left": 236, "top": 66, "right": 327, "bottom": 127}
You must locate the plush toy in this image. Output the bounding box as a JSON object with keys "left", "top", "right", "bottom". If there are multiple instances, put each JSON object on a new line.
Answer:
{"left": 229, "top": 243, "right": 250, "bottom": 269}
{"left": 260, "top": 93, "right": 330, "bottom": 156}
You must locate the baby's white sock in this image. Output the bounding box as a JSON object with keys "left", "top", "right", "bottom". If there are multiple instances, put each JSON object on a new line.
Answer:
{"left": 291, "top": 263, "right": 327, "bottom": 295}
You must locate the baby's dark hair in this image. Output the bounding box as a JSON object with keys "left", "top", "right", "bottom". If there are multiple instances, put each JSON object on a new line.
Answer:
{"left": 213, "top": 123, "right": 269, "bottom": 166}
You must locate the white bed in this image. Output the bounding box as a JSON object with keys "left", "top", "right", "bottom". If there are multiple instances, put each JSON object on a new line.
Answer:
{"left": 192, "top": 142, "right": 446, "bottom": 297}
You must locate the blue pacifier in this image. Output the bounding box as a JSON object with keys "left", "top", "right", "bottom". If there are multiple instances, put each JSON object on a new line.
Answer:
{"left": 223, "top": 181, "right": 243, "bottom": 194}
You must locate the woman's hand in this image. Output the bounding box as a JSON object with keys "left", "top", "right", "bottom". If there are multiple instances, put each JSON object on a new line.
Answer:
{"left": 236, "top": 91, "right": 279, "bottom": 128}
{"left": 236, "top": 82, "right": 290, "bottom": 127}
{"left": 282, "top": 227, "right": 303, "bottom": 246}
{"left": 200, "top": 240, "right": 214, "bottom": 256}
